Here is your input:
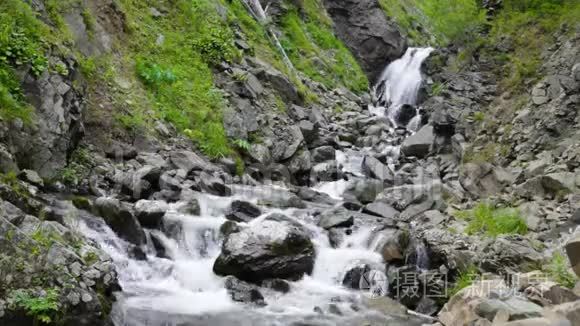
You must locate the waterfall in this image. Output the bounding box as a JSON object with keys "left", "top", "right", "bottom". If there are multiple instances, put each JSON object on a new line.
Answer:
{"left": 371, "top": 47, "right": 433, "bottom": 128}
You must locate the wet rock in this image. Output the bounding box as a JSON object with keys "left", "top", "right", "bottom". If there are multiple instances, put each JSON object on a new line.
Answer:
{"left": 396, "top": 104, "right": 417, "bottom": 126}
{"left": 225, "top": 200, "right": 262, "bottom": 223}
{"left": 213, "top": 213, "right": 315, "bottom": 283}
{"left": 224, "top": 276, "right": 266, "bottom": 306}
{"left": 345, "top": 179, "right": 384, "bottom": 204}
{"left": 328, "top": 228, "right": 345, "bottom": 248}
{"left": 150, "top": 233, "right": 169, "bottom": 259}
{"left": 310, "top": 161, "right": 341, "bottom": 182}
{"left": 220, "top": 220, "right": 241, "bottom": 238}
{"left": 362, "top": 156, "right": 393, "bottom": 183}
{"left": 261, "top": 279, "right": 291, "bottom": 293}
{"left": 342, "top": 263, "right": 379, "bottom": 290}
{"left": 199, "top": 172, "right": 231, "bottom": 196}
{"left": 550, "top": 300, "right": 580, "bottom": 325}
{"left": 401, "top": 125, "right": 434, "bottom": 158}
{"left": 134, "top": 200, "right": 168, "bottom": 229}
{"left": 94, "top": 197, "right": 146, "bottom": 245}
{"left": 175, "top": 197, "right": 201, "bottom": 216}
{"left": 317, "top": 207, "right": 355, "bottom": 229}
{"left": 376, "top": 184, "right": 429, "bottom": 211}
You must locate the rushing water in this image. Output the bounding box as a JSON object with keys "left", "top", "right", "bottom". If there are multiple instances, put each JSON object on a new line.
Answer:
{"left": 75, "top": 48, "right": 434, "bottom": 326}
{"left": 372, "top": 47, "right": 433, "bottom": 128}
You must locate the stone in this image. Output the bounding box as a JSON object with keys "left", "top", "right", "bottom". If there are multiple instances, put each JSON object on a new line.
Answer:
{"left": 18, "top": 169, "right": 44, "bottom": 188}
{"left": 565, "top": 233, "right": 580, "bottom": 277}
{"left": 346, "top": 179, "right": 384, "bottom": 204}
{"left": 362, "top": 156, "right": 393, "bottom": 183}
{"left": 248, "top": 144, "right": 271, "bottom": 164}
{"left": 376, "top": 184, "right": 429, "bottom": 211}
{"left": 271, "top": 125, "right": 304, "bottom": 162}
{"left": 134, "top": 200, "right": 168, "bottom": 229}
{"left": 401, "top": 125, "right": 434, "bottom": 158}
{"left": 371, "top": 228, "right": 407, "bottom": 263}
{"left": 225, "top": 200, "right": 262, "bottom": 223}
{"left": 257, "top": 67, "right": 300, "bottom": 104}
{"left": 298, "top": 120, "right": 318, "bottom": 144}
{"left": 542, "top": 172, "right": 577, "bottom": 195}
{"left": 170, "top": 150, "right": 216, "bottom": 173}
{"left": 550, "top": 300, "right": 580, "bottom": 325}
{"left": 199, "top": 172, "right": 231, "bottom": 196}
{"left": 94, "top": 197, "right": 146, "bottom": 245}
{"left": 224, "top": 276, "right": 266, "bottom": 306}
{"left": 364, "top": 201, "right": 399, "bottom": 219}
{"left": 311, "top": 146, "right": 336, "bottom": 163}
{"left": 287, "top": 150, "right": 312, "bottom": 175}
{"left": 317, "top": 207, "right": 355, "bottom": 229}
{"left": 261, "top": 279, "right": 291, "bottom": 293}
{"left": 213, "top": 213, "right": 315, "bottom": 283}
{"left": 310, "top": 161, "right": 341, "bottom": 183}
{"left": 460, "top": 163, "right": 507, "bottom": 198}
{"left": 288, "top": 104, "right": 308, "bottom": 121}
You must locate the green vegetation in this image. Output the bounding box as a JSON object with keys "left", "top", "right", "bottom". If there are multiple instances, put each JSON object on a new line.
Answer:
{"left": 9, "top": 288, "right": 60, "bottom": 324}
{"left": 112, "top": 0, "right": 238, "bottom": 158}
{"left": 0, "top": 171, "right": 30, "bottom": 198}
{"left": 448, "top": 265, "right": 478, "bottom": 297}
{"left": 0, "top": 0, "right": 51, "bottom": 123}
{"left": 455, "top": 202, "right": 528, "bottom": 237}
{"left": 544, "top": 252, "right": 578, "bottom": 289}
{"left": 472, "top": 111, "right": 485, "bottom": 122}
{"left": 279, "top": 3, "right": 368, "bottom": 93}
{"left": 57, "top": 147, "right": 94, "bottom": 187}
{"left": 233, "top": 138, "right": 251, "bottom": 152}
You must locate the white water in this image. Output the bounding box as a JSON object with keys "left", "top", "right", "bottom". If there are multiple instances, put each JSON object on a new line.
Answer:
{"left": 372, "top": 47, "right": 433, "bottom": 128}
{"left": 73, "top": 48, "right": 436, "bottom": 325}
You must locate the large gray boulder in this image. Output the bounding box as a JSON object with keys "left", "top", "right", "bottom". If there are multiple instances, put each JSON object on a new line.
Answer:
{"left": 213, "top": 213, "right": 315, "bottom": 283}
{"left": 565, "top": 232, "right": 580, "bottom": 277}
{"left": 94, "top": 197, "right": 146, "bottom": 245}
{"left": 401, "top": 125, "right": 435, "bottom": 158}
{"left": 323, "top": 0, "right": 406, "bottom": 83}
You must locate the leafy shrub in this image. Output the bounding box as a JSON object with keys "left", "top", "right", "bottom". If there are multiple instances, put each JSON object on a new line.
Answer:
{"left": 191, "top": 27, "right": 239, "bottom": 65}
{"left": 136, "top": 61, "right": 177, "bottom": 87}
{"left": 456, "top": 202, "right": 528, "bottom": 237}
{"left": 10, "top": 288, "right": 60, "bottom": 324}
{"left": 544, "top": 253, "right": 577, "bottom": 289}
{"left": 233, "top": 139, "right": 251, "bottom": 152}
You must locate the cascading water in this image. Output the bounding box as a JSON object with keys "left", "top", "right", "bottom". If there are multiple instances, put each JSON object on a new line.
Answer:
{"left": 73, "top": 48, "right": 435, "bottom": 326}
{"left": 372, "top": 47, "right": 433, "bottom": 129}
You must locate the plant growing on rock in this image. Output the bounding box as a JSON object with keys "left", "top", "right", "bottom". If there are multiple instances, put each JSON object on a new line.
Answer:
{"left": 544, "top": 253, "right": 577, "bottom": 289}
{"left": 9, "top": 288, "right": 60, "bottom": 324}
{"left": 455, "top": 202, "right": 528, "bottom": 237}
{"left": 448, "top": 265, "right": 478, "bottom": 297}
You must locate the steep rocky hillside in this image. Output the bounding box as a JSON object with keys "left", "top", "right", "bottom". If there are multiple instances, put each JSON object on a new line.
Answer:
{"left": 0, "top": 0, "right": 579, "bottom": 325}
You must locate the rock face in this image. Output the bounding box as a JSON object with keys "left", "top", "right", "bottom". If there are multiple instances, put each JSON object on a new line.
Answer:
{"left": 565, "top": 233, "right": 580, "bottom": 277}
{"left": 213, "top": 213, "right": 315, "bottom": 283}
{"left": 323, "top": 0, "right": 407, "bottom": 83}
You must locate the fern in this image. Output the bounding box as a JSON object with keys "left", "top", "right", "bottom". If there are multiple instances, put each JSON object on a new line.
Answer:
{"left": 10, "top": 288, "right": 60, "bottom": 324}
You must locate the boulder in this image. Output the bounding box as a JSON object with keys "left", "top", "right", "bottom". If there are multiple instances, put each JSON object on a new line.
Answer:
{"left": 94, "top": 197, "right": 146, "bottom": 245}
{"left": 261, "top": 279, "right": 291, "bottom": 293}
{"left": 345, "top": 179, "right": 384, "bottom": 204}
{"left": 199, "top": 172, "right": 231, "bottom": 196}
{"left": 401, "top": 125, "right": 434, "bottom": 158}
{"left": 248, "top": 144, "right": 271, "bottom": 164}
{"left": 317, "top": 206, "right": 355, "bottom": 229}
{"left": 134, "top": 200, "right": 168, "bottom": 229}
{"left": 370, "top": 228, "right": 408, "bottom": 263}
{"left": 271, "top": 125, "right": 304, "bottom": 162}
{"left": 213, "top": 213, "right": 315, "bottom": 283}
{"left": 362, "top": 156, "right": 393, "bottom": 183}
{"left": 376, "top": 184, "right": 429, "bottom": 211}
{"left": 298, "top": 120, "right": 318, "bottom": 144}
{"left": 550, "top": 300, "right": 580, "bottom": 326}
{"left": 170, "top": 150, "right": 217, "bottom": 173}
{"left": 479, "top": 237, "right": 544, "bottom": 274}
{"left": 225, "top": 200, "right": 262, "bottom": 223}
{"left": 287, "top": 150, "right": 312, "bottom": 175}
{"left": 18, "top": 169, "right": 44, "bottom": 188}
{"left": 459, "top": 163, "right": 510, "bottom": 198}
{"left": 310, "top": 161, "right": 341, "bottom": 182}
{"left": 311, "top": 146, "right": 336, "bottom": 163}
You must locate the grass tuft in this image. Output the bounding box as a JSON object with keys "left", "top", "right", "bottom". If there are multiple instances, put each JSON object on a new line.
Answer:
{"left": 455, "top": 202, "right": 528, "bottom": 237}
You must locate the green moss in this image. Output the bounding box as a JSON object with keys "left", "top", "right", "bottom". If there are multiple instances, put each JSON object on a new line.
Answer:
{"left": 56, "top": 146, "right": 94, "bottom": 187}
{"left": 455, "top": 202, "right": 528, "bottom": 237}
{"left": 81, "top": 8, "right": 96, "bottom": 39}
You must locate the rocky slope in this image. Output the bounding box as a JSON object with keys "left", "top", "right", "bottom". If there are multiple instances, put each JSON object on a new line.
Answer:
{"left": 0, "top": 0, "right": 579, "bottom": 325}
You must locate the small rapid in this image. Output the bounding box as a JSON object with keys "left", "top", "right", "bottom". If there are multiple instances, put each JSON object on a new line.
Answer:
{"left": 75, "top": 47, "right": 434, "bottom": 326}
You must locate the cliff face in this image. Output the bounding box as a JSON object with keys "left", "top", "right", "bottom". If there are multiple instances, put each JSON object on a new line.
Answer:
{"left": 323, "top": 0, "right": 407, "bottom": 83}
